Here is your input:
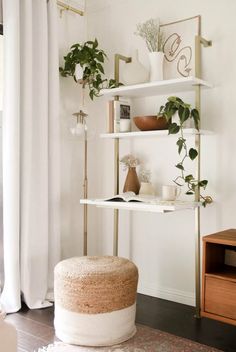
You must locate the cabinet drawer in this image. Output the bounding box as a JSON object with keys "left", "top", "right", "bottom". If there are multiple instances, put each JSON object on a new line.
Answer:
{"left": 205, "top": 277, "right": 236, "bottom": 320}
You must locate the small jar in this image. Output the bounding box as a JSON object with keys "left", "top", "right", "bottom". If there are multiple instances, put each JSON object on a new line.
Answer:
{"left": 139, "top": 182, "right": 155, "bottom": 196}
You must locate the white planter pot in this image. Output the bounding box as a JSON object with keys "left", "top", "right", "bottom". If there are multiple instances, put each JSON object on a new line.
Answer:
{"left": 122, "top": 50, "right": 149, "bottom": 85}
{"left": 75, "top": 64, "right": 83, "bottom": 82}
{"left": 149, "top": 51, "right": 164, "bottom": 81}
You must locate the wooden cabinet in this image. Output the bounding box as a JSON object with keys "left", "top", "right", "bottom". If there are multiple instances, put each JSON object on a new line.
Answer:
{"left": 201, "top": 229, "right": 236, "bottom": 325}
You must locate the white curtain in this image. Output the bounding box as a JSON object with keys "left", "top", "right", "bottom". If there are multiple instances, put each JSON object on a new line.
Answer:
{"left": 0, "top": 0, "right": 61, "bottom": 313}
{"left": 0, "top": 0, "right": 2, "bottom": 24}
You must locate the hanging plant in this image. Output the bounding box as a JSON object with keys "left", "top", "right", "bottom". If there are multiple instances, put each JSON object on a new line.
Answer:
{"left": 158, "top": 96, "right": 212, "bottom": 207}
{"left": 59, "top": 38, "right": 121, "bottom": 100}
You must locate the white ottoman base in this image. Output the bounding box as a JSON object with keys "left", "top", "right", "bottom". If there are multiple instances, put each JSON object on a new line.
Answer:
{"left": 54, "top": 303, "right": 136, "bottom": 347}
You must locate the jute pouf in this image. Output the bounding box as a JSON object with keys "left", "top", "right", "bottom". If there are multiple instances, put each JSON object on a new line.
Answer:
{"left": 54, "top": 256, "right": 138, "bottom": 347}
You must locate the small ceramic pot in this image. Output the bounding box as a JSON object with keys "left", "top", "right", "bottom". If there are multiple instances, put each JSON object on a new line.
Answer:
{"left": 139, "top": 182, "right": 155, "bottom": 196}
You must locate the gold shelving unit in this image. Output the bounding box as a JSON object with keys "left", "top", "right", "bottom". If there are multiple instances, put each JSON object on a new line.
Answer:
{"left": 110, "top": 17, "right": 212, "bottom": 319}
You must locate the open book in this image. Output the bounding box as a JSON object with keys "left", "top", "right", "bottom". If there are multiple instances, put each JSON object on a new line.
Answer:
{"left": 100, "top": 192, "right": 158, "bottom": 203}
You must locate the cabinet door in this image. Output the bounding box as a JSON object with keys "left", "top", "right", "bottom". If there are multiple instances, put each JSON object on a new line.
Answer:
{"left": 205, "top": 277, "right": 236, "bottom": 320}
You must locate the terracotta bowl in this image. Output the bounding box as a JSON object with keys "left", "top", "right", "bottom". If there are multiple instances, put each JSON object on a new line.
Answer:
{"left": 133, "top": 115, "right": 169, "bottom": 131}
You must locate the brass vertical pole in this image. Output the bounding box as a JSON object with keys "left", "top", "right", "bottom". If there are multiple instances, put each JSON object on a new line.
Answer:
{"left": 194, "top": 33, "right": 202, "bottom": 318}
{"left": 113, "top": 54, "right": 131, "bottom": 256}
{"left": 113, "top": 135, "right": 119, "bottom": 256}
{"left": 83, "top": 126, "right": 88, "bottom": 255}
{"left": 73, "top": 108, "right": 88, "bottom": 256}
{"left": 194, "top": 32, "right": 212, "bottom": 318}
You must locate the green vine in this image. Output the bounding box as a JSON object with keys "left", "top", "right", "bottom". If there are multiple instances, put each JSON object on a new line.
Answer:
{"left": 59, "top": 39, "right": 121, "bottom": 100}
{"left": 159, "top": 96, "right": 212, "bottom": 207}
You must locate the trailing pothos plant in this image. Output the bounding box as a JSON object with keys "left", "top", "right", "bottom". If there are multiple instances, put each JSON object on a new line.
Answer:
{"left": 59, "top": 38, "right": 120, "bottom": 100}
{"left": 159, "top": 96, "right": 212, "bottom": 207}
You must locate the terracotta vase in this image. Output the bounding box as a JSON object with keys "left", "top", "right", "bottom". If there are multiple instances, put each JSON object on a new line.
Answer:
{"left": 123, "top": 167, "right": 140, "bottom": 194}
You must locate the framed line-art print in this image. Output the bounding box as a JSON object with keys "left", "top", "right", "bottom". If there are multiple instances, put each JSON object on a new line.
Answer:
{"left": 161, "top": 15, "right": 200, "bottom": 79}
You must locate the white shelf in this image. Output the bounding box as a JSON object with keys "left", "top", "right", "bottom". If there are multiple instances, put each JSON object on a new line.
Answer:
{"left": 101, "top": 76, "right": 212, "bottom": 98}
{"left": 100, "top": 129, "right": 213, "bottom": 139}
{"left": 80, "top": 199, "right": 200, "bottom": 213}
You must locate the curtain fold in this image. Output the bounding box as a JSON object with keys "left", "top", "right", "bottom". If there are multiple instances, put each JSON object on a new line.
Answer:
{"left": 0, "top": 1, "right": 3, "bottom": 24}
{"left": 1, "top": 0, "right": 61, "bottom": 313}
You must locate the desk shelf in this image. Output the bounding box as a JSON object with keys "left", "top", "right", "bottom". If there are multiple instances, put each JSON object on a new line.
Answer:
{"left": 80, "top": 199, "right": 200, "bottom": 213}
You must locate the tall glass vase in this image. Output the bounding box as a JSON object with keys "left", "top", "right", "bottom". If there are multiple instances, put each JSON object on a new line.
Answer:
{"left": 123, "top": 167, "right": 140, "bottom": 194}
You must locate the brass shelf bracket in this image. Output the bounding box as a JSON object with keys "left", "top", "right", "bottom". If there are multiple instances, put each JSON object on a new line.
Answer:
{"left": 195, "top": 36, "right": 212, "bottom": 78}
{"left": 114, "top": 54, "right": 132, "bottom": 85}
{"left": 199, "top": 36, "right": 212, "bottom": 47}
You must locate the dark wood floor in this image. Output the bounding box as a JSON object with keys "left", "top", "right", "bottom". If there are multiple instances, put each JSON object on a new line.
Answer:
{"left": 5, "top": 294, "right": 236, "bottom": 352}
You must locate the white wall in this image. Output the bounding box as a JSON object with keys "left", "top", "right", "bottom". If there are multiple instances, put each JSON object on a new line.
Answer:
{"left": 81, "top": 0, "right": 236, "bottom": 305}
{"left": 58, "top": 1, "right": 87, "bottom": 258}
{"left": 59, "top": 0, "right": 236, "bottom": 306}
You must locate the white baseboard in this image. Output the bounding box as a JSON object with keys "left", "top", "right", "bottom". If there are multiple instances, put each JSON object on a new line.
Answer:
{"left": 138, "top": 281, "right": 195, "bottom": 307}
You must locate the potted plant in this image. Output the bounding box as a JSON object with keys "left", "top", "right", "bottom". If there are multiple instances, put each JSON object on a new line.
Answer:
{"left": 159, "top": 96, "right": 212, "bottom": 207}
{"left": 59, "top": 38, "right": 120, "bottom": 100}
{"left": 135, "top": 18, "right": 165, "bottom": 81}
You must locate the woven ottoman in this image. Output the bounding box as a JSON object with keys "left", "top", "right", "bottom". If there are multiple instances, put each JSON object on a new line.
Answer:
{"left": 54, "top": 256, "right": 138, "bottom": 346}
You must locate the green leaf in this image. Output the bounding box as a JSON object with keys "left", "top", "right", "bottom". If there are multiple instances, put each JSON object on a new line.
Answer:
{"left": 191, "top": 109, "right": 200, "bottom": 130}
{"left": 93, "top": 38, "right": 98, "bottom": 49}
{"left": 167, "top": 96, "right": 177, "bottom": 102}
{"left": 189, "top": 148, "right": 198, "bottom": 160}
{"left": 96, "top": 52, "right": 104, "bottom": 62}
{"left": 89, "top": 90, "right": 94, "bottom": 100}
{"left": 71, "top": 43, "right": 81, "bottom": 49}
{"left": 199, "top": 180, "right": 208, "bottom": 188}
{"left": 168, "top": 123, "right": 180, "bottom": 134}
{"left": 178, "top": 105, "right": 190, "bottom": 123}
{"left": 97, "top": 63, "right": 104, "bottom": 74}
{"left": 202, "top": 201, "right": 207, "bottom": 207}
{"left": 176, "top": 163, "right": 184, "bottom": 170}
{"left": 185, "top": 174, "right": 194, "bottom": 182}
{"left": 186, "top": 191, "right": 194, "bottom": 195}
{"left": 176, "top": 138, "right": 185, "bottom": 154}
{"left": 176, "top": 97, "right": 184, "bottom": 103}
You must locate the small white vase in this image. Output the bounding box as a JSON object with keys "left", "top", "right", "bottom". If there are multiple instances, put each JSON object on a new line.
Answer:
{"left": 149, "top": 51, "right": 164, "bottom": 81}
{"left": 139, "top": 182, "right": 155, "bottom": 196}
{"left": 122, "top": 50, "right": 149, "bottom": 85}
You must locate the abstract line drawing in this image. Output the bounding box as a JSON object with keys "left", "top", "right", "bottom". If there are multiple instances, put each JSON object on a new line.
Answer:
{"left": 163, "top": 33, "right": 192, "bottom": 77}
